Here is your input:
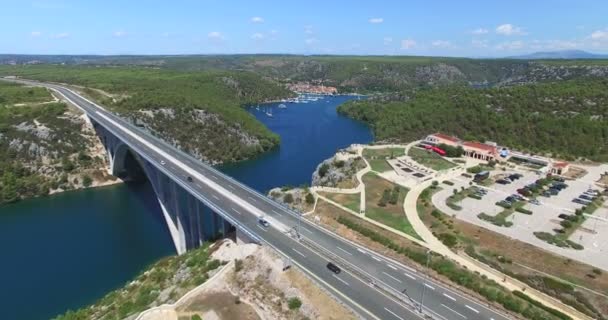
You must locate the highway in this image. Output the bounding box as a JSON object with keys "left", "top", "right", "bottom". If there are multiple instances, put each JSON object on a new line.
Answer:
{"left": 9, "top": 79, "right": 511, "bottom": 320}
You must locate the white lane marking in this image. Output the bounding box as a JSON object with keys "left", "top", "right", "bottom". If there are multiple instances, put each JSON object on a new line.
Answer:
{"left": 382, "top": 271, "right": 402, "bottom": 283}
{"left": 211, "top": 175, "right": 218, "bottom": 180}
{"left": 443, "top": 293, "right": 456, "bottom": 301}
{"left": 357, "top": 248, "right": 367, "bottom": 254}
{"left": 404, "top": 272, "right": 416, "bottom": 280}
{"left": 212, "top": 194, "right": 220, "bottom": 201}
{"left": 231, "top": 207, "right": 242, "bottom": 215}
{"left": 247, "top": 196, "right": 257, "bottom": 202}
{"left": 401, "top": 264, "right": 418, "bottom": 273}
{"left": 465, "top": 305, "right": 479, "bottom": 314}
{"left": 442, "top": 304, "right": 467, "bottom": 319}
{"left": 387, "top": 264, "right": 398, "bottom": 270}
{"left": 336, "top": 246, "right": 353, "bottom": 255}
{"left": 332, "top": 274, "right": 350, "bottom": 286}
{"left": 424, "top": 283, "right": 435, "bottom": 290}
{"left": 371, "top": 255, "right": 382, "bottom": 262}
{"left": 195, "top": 183, "right": 202, "bottom": 188}
{"left": 228, "top": 184, "right": 236, "bottom": 190}
{"left": 256, "top": 225, "right": 267, "bottom": 232}
{"left": 271, "top": 209, "right": 282, "bottom": 216}
{"left": 383, "top": 307, "right": 405, "bottom": 320}
{"left": 292, "top": 248, "right": 306, "bottom": 257}
{"left": 300, "top": 226, "right": 312, "bottom": 233}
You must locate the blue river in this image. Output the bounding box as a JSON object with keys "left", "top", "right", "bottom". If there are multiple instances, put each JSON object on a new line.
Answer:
{"left": 0, "top": 95, "right": 372, "bottom": 320}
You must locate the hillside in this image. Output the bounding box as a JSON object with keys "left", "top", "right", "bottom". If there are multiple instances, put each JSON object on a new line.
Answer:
{"left": 5, "top": 55, "right": 608, "bottom": 93}
{"left": 0, "top": 65, "right": 292, "bottom": 164}
{"left": 338, "top": 78, "right": 608, "bottom": 161}
{"left": 0, "top": 81, "right": 117, "bottom": 204}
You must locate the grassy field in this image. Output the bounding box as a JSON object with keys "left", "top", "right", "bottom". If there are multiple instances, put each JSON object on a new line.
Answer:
{"left": 362, "top": 147, "right": 405, "bottom": 172}
{"left": 408, "top": 147, "right": 456, "bottom": 171}
{"left": 318, "top": 191, "right": 360, "bottom": 213}
{"left": 361, "top": 172, "right": 420, "bottom": 240}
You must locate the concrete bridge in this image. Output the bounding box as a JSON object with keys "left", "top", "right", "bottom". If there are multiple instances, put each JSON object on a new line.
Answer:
{"left": 5, "top": 78, "right": 512, "bottom": 320}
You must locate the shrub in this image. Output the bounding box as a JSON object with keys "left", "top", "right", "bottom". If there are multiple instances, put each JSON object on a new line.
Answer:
{"left": 305, "top": 193, "right": 315, "bottom": 204}
{"left": 318, "top": 163, "right": 330, "bottom": 177}
{"left": 515, "top": 207, "right": 532, "bottom": 215}
{"left": 442, "top": 180, "right": 454, "bottom": 186}
{"left": 234, "top": 259, "right": 243, "bottom": 273}
{"left": 191, "top": 315, "right": 202, "bottom": 320}
{"left": 438, "top": 233, "right": 458, "bottom": 248}
{"left": 82, "top": 175, "right": 93, "bottom": 187}
{"left": 287, "top": 297, "right": 302, "bottom": 310}
{"left": 283, "top": 193, "right": 294, "bottom": 204}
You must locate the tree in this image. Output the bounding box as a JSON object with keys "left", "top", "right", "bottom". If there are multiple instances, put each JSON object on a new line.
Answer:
{"left": 82, "top": 175, "right": 93, "bottom": 187}
{"left": 431, "top": 180, "right": 439, "bottom": 188}
{"left": 318, "top": 163, "right": 330, "bottom": 177}
{"left": 305, "top": 193, "right": 315, "bottom": 204}
{"left": 283, "top": 193, "right": 294, "bottom": 204}
{"left": 288, "top": 297, "right": 302, "bottom": 310}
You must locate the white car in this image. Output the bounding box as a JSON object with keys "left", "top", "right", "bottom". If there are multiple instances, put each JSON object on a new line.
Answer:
{"left": 258, "top": 217, "right": 270, "bottom": 227}
{"left": 160, "top": 160, "right": 166, "bottom": 165}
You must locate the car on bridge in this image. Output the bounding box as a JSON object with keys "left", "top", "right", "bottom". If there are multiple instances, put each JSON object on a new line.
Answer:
{"left": 326, "top": 262, "right": 341, "bottom": 274}
{"left": 186, "top": 176, "right": 193, "bottom": 182}
{"left": 160, "top": 160, "right": 166, "bottom": 166}
{"left": 258, "top": 216, "right": 270, "bottom": 227}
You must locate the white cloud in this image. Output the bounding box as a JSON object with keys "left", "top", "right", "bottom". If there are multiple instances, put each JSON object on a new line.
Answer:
{"left": 383, "top": 37, "right": 393, "bottom": 45}
{"left": 471, "top": 39, "right": 489, "bottom": 48}
{"left": 369, "top": 17, "right": 383, "bottom": 24}
{"left": 304, "top": 25, "right": 314, "bottom": 35}
{"left": 495, "top": 40, "right": 525, "bottom": 50}
{"left": 207, "top": 31, "right": 224, "bottom": 41}
{"left": 51, "top": 32, "right": 69, "bottom": 39}
{"left": 251, "top": 32, "right": 265, "bottom": 40}
{"left": 401, "top": 39, "right": 416, "bottom": 49}
{"left": 471, "top": 28, "right": 488, "bottom": 35}
{"left": 431, "top": 40, "right": 452, "bottom": 48}
{"left": 113, "top": 30, "right": 127, "bottom": 37}
{"left": 590, "top": 29, "right": 608, "bottom": 41}
{"left": 30, "top": 31, "right": 42, "bottom": 37}
{"left": 251, "top": 16, "right": 264, "bottom": 23}
{"left": 305, "top": 37, "right": 318, "bottom": 45}
{"left": 496, "top": 24, "right": 526, "bottom": 36}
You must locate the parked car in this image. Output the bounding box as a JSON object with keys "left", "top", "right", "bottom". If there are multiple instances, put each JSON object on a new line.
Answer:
{"left": 530, "top": 199, "right": 540, "bottom": 205}
{"left": 496, "top": 179, "right": 510, "bottom": 185}
{"left": 326, "top": 262, "right": 341, "bottom": 274}
{"left": 542, "top": 191, "right": 552, "bottom": 197}
{"left": 558, "top": 213, "right": 569, "bottom": 219}
{"left": 506, "top": 196, "right": 516, "bottom": 203}
{"left": 579, "top": 194, "right": 594, "bottom": 201}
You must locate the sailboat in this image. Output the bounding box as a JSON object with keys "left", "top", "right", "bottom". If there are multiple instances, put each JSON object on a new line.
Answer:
{"left": 265, "top": 107, "right": 273, "bottom": 117}
{"left": 278, "top": 103, "right": 287, "bottom": 109}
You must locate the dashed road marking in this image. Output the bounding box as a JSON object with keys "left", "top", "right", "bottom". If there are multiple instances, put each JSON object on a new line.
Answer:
{"left": 211, "top": 175, "right": 218, "bottom": 180}
{"left": 292, "top": 248, "right": 306, "bottom": 257}
{"left": 424, "top": 283, "right": 435, "bottom": 290}
{"left": 383, "top": 307, "right": 405, "bottom": 320}
{"left": 382, "top": 271, "right": 402, "bottom": 283}
{"left": 357, "top": 248, "right": 367, "bottom": 254}
{"left": 247, "top": 196, "right": 257, "bottom": 202}
{"left": 443, "top": 293, "right": 456, "bottom": 301}
{"left": 212, "top": 194, "right": 220, "bottom": 200}
{"left": 336, "top": 246, "right": 353, "bottom": 255}
{"left": 442, "top": 304, "right": 467, "bottom": 319}
{"left": 231, "top": 207, "right": 241, "bottom": 215}
{"left": 403, "top": 272, "right": 416, "bottom": 280}
{"left": 387, "top": 264, "right": 398, "bottom": 270}
{"left": 371, "top": 255, "right": 382, "bottom": 262}
{"left": 301, "top": 226, "right": 313, "bottom": 234}
{"left": 332, "top": 274, "right": 350, "bottom": 286}
{"left": 256, "top": 225, "right": 267, "bottom": 232}
{"left": 195, "top": 183, "right": 202, "bottom": 188}
{"left": 465, "top": 305, "right": 479, "bottom": 314}
{"left": 227, "top": 184, "right": 235, "bottom": 190}
{"left": 271, "top": 209, "right": 282, "bottom": 216}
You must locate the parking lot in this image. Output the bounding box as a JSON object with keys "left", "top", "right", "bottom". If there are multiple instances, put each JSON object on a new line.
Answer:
{"left": 432, "top": 166, "right": 608, "bottom": 270}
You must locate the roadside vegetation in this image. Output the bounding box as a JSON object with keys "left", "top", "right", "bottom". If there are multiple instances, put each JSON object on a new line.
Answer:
{"left": 55, "top": 242, "right": 223, "bottom": 320}
{"left": 317, "top": 191, "right": 360, "bottom": 213}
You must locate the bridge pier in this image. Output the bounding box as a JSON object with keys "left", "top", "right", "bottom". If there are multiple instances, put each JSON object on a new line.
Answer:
{"left": 91, "top": 119, "right": 232, "bottom": 254}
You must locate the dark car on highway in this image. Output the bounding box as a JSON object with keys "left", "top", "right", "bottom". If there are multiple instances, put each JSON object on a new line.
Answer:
{"left": 326, "top": 262, "right": 341, "bottom": 274}
{"left": 187, "top": 176, "right": 193, "bottom": 182}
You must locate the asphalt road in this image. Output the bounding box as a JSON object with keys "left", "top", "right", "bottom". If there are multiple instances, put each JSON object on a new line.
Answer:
{"left": 8, "top": 79, "right": 511, "bottom": 320}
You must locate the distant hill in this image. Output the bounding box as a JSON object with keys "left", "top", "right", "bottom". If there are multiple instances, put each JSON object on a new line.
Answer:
{"left": 509, "top": 50, "right": 608, "bottom": 59}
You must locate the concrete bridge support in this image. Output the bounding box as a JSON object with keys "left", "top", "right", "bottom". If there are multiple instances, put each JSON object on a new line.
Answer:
{"left": 91, "top": 119, "right": 231, "bottom": 254}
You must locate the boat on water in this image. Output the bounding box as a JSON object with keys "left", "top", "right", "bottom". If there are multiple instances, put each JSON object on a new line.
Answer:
{"left": 265, "top": 108, "right": 273, "bottom": 117}
{"left": 256, "top": 105, "right": 260, "bottom": 110}
{"left": 278, "top": 103, "right": 287, "bottom": 109}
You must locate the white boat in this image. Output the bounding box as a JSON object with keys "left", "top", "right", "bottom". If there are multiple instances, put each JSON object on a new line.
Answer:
{"left": 278, "top": 103, "right": 287, "bottom": 109}
{"left": 266, "top": 108, "right": 273, "bottom": 117}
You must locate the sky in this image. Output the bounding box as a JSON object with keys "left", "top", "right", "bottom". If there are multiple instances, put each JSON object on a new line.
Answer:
{"left": 2, "top": 0, "right": 608, "bottom": 57}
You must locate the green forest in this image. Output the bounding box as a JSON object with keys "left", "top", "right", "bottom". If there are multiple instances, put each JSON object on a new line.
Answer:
{"left": 338, "top": 78, "right": 608, "bottom": 161}
{"left": 0, "top": 65, "right": 293, "bottom": 163}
